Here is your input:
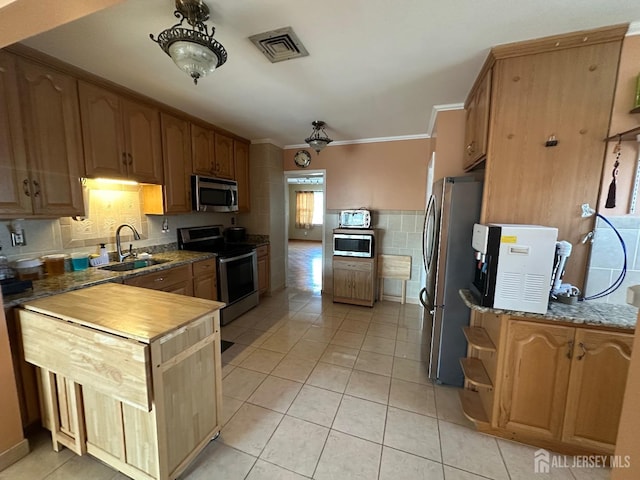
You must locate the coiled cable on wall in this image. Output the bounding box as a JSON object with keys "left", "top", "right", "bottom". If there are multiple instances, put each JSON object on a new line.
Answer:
{"left": 581, "top": 213, "right": 627, "bottom": 301}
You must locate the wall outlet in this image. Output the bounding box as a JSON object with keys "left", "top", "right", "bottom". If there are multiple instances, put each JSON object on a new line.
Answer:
{"left": 10, "top": 230, "right": 26, "bottom": 246}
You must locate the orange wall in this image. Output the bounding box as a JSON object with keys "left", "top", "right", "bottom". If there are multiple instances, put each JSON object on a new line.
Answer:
{"left": 0, "top": 293, "right": 25, "bottom": 458}
{"left": 598, "top": 35, "right": 640, "bottom": 215}
{"left": 432, "top": 109, "right": 467, "bottom": 181}
{"left": 0, "top": 0, "right": 124, "bottom": 48}
{"left": 283, "top": 138, "right": 431, "bottom": 211}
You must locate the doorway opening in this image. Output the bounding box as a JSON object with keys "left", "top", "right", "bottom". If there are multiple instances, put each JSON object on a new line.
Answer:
{"left": 283, "top": 169, "right": 326, "bottom": 294}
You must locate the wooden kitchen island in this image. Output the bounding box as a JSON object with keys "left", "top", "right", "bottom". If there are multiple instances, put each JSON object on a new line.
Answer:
{"left": 17, "top": 283, "right": 225, "bottom": 480}
{"left": 458, "top": 289, "right": 636, "bottom": 457}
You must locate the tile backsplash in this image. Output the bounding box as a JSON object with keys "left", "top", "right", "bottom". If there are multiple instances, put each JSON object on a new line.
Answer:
{"left": 585, "top": 215, "right": 640, "bottom": 305}
{"left": 0, "top": 181, "right": 231, "bottom": 263}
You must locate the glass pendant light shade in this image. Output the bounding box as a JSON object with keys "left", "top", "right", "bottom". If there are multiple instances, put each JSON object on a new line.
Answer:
{"left": 169, "top": 41, "right": 219, "bottom": 83}
{"left": 307, "top": 139, "right": 328, "bottom": 153}
{"left": 151, "top": 0, "right": 228, "bottom": 85}
{"left": 305, "top": 121, "right": 333, "bottom": 154}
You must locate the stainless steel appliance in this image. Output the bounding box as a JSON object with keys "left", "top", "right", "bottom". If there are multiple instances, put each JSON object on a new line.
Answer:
{"left": 191, "top": 175, "right": 238, "bottom": 212}
{"left": 419, "top": 176, "right": 482, "bottom": 387}
{"left": 178, "top": 225, "right": 258, "bottom": 325}
{"left": 333, "top": 229, "right": 374, "bottom": 258}
{"left": 339, "top": 209, "right": 371, "bottom": 229}
{"left": 471, "top": 223, "right": 558, "bottom": 314}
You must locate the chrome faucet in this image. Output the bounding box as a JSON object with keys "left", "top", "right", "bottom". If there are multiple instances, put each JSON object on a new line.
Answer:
{"left": 115, "top": 224, "right": 141, "bottom": 262}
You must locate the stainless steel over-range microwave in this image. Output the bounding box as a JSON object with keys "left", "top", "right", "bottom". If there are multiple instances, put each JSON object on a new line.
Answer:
{"left": 191, "top": 175, "right": 238, "bottom": 212}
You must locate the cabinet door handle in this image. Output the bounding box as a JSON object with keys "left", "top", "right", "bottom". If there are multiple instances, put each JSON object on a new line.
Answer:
{"left": 577, "top": 342, "right": 587, "bottom": 360}
{"left": 567, "top": 340, "right": 574, "bottom": 359}
{"left": 127, "top": 153, "right": 133, "bottom": 166}
{"left": 154, "top": 277, "right": 165, "bottom": 282}
{"left": 32, "top": 180, "right": 41, "bottom": 197}
{"left": 23, "top": 179, "right": 31, "bottom": 196}
{"left": 122, "top": 152, "right": 128, "bottom": 166}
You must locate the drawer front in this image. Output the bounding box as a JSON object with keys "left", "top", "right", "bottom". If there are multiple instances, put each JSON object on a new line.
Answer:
{"left": 333, "top": 259, "right": 373, "bottom": 272}
{"left": 256, "top": 245, "right": 269, "bottom": 257}
{"left": 19, "top": 309, "right": 151, "bottom": 411}
{"left": 193, "top": 258, "right": 216, "bottom": 277}
{"left": 125, "top": 264, "right": 192, "bottom": 290}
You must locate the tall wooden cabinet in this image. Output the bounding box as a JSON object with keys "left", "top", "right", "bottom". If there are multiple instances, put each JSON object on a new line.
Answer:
{"left": 464, "top": 25, "right": 627, "bottom": 290}
{"left": 78, "top": 81, "right": 163, "bottom": 184}
{"left": 214, "top": 132, "right": 235, "bottom": 180}
{"left": 191, "top": 123, "right": 216, "bottom": 177}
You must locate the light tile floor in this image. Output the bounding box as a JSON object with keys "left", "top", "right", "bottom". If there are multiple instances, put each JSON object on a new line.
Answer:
{"left": 1, "top": 243, "right": 612, "bottom": 479}
{"left": 2, "top": 290, "right": 612, "bottom": 479}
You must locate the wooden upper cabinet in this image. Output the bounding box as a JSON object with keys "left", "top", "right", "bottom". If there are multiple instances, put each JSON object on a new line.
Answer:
{"left": 0, "top": 51, "right": 31, "bottom": 216}
{"left": 499, "top": 320, "right": 574, "bottom": 440}
{"left": 16, "top": 57, "right": 85, "bottom": 216}
{"left": 121, "top": 99, "right": 162, "bottom": 184}
{"left": 463, "top": 69, "right": 491, "bottom": 170}
{"left": 78, "top": 81, "right": 126, "bottom": 179}
{"left": 160, "top": 113, "right": 192, "bottom": 214}
{"left": 191, "top": 123, "right": 215, "bottom": 176}
{"left": 79, "top": 81, "right": 162, "bottom": 184}
{"left": 214, "top": 132, "right": 235, "bottom": 179}
{"left": 562, "top": 329, "right": 633, "bottom": 452}
{"left": 235, "top": 140, "right": 250, "bottom": 212}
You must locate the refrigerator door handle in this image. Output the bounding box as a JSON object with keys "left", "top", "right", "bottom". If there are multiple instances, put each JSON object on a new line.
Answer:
{"left": 419, "top": 287, "right": 435, "bottom": 314}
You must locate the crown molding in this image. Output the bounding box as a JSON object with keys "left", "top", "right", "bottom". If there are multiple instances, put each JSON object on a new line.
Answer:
{"left": 428, "top": 103, "right": 465, "bottom": 137}
{"left": 250, "top": 138, "right": 284, "bottom": 148}
{"left": 283, "top": 133, "right": 430, "bottom": 150}
{"left": 627, "top": 21, "right": 640, "bottom": 36}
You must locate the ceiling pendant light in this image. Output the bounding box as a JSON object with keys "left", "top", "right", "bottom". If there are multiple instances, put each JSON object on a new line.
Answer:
{"left": 305, "top": 121, "right": 333, "bottom": 154}
{"left": 150, "top": 0, "right": 228, "bottom": 85}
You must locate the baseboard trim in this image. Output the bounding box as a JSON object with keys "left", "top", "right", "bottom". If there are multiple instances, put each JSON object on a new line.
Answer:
{"left": 0, "top": 438, "right": 29, "bottom": 471}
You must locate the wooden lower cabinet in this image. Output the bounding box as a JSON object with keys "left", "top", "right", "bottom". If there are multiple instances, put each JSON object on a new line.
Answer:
{"left": 462, "top": 313, "right": 633, "bottom": 455}
{"left": 499, "top": 321, "right": 574, "bottom": 440}
{"left": 193, "top": 258, "right": 217, "bottom": 301}
{"left": 257, "top": 245, "right": 270, "bottom": 296}
{"left": 333, "top": 257, "right": 376, "bottom": 307}
{"left": 125, "top": 264, "right": 193, "bottom": 296}
{"left": 562, "top": 329, "right": 633, "bottom": 451}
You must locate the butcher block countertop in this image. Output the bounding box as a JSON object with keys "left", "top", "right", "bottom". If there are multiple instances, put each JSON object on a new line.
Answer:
{"left": 21, "top": 283, "right": 225, "bottom": 343}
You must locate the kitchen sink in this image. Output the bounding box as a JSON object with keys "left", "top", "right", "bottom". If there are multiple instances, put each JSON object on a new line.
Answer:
{"left": 99, "top": 258, "right": 170, "bottom": 272}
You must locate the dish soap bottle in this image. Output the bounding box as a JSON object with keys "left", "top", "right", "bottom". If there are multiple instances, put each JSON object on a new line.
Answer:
{"left": 99, "top": 243, "right": 109, "bottom": 265}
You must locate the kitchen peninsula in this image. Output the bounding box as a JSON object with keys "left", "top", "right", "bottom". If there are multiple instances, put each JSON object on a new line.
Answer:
{"left": 17, "top": 283, "right": 224, "bottom": 480}
{"left": 458, "top": 289, "right": 636, "bottom": 457}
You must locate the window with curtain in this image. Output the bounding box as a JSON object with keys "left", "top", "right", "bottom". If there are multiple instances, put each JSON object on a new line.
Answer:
{"left": 295, "top": 191, "right": 323, "bottom": 228}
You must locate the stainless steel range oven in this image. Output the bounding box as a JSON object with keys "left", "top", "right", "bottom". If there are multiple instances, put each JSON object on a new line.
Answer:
{"left": 177, "top": 225, "right": 258, "bottom": 325}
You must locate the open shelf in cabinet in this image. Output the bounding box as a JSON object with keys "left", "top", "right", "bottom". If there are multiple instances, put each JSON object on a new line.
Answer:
{"left": 463, "top": 326, "right": 496, "bottom": 352}
{"left": 460, "top": 358, "right": 492, "bottom": 389}
{"left": 458, "top": 389, "right": 490, "bottom": 427}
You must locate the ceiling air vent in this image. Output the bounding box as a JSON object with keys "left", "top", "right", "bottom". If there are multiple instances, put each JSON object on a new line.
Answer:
{"left": 249, "top": 27, "right": 309, "bottom": 63}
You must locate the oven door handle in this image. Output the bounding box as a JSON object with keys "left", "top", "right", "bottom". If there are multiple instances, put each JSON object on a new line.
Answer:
{"left": 218, "top": 250, "right": 256, "bottom": 264}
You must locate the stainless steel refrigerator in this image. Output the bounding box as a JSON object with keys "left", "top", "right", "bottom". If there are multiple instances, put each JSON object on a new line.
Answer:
{"left": 419, "top": 176, "right": 483, "bottom": 387}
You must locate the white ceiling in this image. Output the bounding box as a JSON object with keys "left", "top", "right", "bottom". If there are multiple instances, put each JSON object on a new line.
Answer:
{"left": 19, "top": 0, "right": 640, "bottom": 147}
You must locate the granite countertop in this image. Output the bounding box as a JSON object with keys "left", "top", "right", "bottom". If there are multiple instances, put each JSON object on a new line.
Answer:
{"left": 3, "top": 250, "right": 215, "bottom": 309}
{"left": 459, "top": 289, "right": 637, "bottom": 330}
